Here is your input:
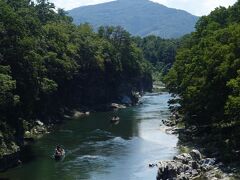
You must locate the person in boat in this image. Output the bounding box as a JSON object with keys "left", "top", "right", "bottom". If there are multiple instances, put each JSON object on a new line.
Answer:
{"left": 55, "top": 145, "right": 64, "bottom": 157}
{"left": 111, "top": 115, "right": 120, "bottom": 122}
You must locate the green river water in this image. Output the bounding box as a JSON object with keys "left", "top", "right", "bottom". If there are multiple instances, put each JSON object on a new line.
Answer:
{"left": 0, "top": 92, "right": 179, "bottom": 180}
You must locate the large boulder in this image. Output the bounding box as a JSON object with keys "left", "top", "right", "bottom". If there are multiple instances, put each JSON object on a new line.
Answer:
{"left": 201, "top": 158, "right": 216, "bottom": 166}
{"left": 200, "top": 158, "right": 216, "bottom": 171}
{"left": 190, "top": 160, "right": 199, "bottom": 170}
{"left": 190, "top": 149, "right": 202, "bottom": 162}
{"left": 36, "top": 120, "right": 44, "bottom": 126}
{"left": 73, "top": 111, "right": 85, "bottom": 118}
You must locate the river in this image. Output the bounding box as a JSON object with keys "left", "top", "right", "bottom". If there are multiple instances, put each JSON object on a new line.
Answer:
{"left": 1, "top": 92, "right": 178, "bottom": 180}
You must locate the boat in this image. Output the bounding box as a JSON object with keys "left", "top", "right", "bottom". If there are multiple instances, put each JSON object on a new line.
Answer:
{"left": 54, "top": 148, "right": 65, "bottom": 161}
{"left": 110, "top": 116, "right": 120, "bottom": 125}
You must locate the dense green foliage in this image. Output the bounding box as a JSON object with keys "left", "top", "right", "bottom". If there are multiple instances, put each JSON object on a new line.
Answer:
{"left": 165, "top": 1, "right": 240, "bottom": 162}
{"left": 68, "top": 0, "right": 198, "bottom": 38}
{"left": 0, "top": 0, "right": 152, "bottom": 150}
{"left": 134, "top": 35, "right": 180, "bottom": 79}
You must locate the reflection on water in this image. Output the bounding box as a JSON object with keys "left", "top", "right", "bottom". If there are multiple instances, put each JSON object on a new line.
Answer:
{"left": 0, "top": 92, "right": 178, "bottom": 180}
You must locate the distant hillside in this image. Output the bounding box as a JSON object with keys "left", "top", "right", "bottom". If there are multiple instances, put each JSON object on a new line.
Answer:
{"left": 68, "top": 0, "right": 199, "bottom": 38}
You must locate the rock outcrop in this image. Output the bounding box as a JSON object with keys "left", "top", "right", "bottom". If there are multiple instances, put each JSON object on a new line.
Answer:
{"left": 110, "top": 103, "right": 127, "bottom": 110}
{"left": 73, "top": 110, "right": 90, "bottom": 118}
{"left": 0, "top": 133, "right": 20, "bottom": 171}
{"left": 0, "top": 151, "right": 20, "bottom": 171}
{"left": 156, "top": 149, "right": 220, "bottom": 180}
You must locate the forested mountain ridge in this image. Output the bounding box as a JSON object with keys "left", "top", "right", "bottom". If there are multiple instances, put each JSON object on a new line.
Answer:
{"left": 68, "top": 0, "right": 199, "bottom": 38}
{"left": 165, "top": 0, "right": 240, "bottom": 162}
{"left": 0, "top": 0, "right": 152, "bottom": 161}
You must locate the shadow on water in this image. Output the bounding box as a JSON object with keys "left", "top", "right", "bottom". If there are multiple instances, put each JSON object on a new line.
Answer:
{"left": 0, "top": 92, "right": 178, "bottom": 180}
{"left": 20, "top": 144, "right": 37, "bottom": 163}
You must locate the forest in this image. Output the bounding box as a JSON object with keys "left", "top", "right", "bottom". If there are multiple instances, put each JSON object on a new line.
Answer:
{"left": 134, "top": 35, "right": 179, "bottom": 76}
{"left": 0, "top": 0, "right": 154, "bottom": 155}
{"left": 165, "top": 0, "right": 240, "bottom": 162}
{"left": 1, "top": 0, "right": 240, "bottom": 172}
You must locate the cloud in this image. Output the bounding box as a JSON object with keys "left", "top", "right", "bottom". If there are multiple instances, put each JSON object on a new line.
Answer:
{"left": 50, "top": 0, "right": 115, "bottom": 10}
{"left": 150, "top": 0, "right": 237, "bottom": 16}
{"left": 49, "top": 0, "right": 237, "bottom": 15}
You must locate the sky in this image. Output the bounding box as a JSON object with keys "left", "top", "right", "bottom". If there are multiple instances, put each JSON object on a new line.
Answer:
{"left": 50, "top": 0, "right": 237, "bottom": 16}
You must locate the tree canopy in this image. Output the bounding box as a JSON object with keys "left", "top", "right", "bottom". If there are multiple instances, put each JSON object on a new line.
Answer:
{"left": 165, "top": 0, "right": 240, "bottom": 162}
{"left": 0, "top": 0, "right": 152, "bottom": 150}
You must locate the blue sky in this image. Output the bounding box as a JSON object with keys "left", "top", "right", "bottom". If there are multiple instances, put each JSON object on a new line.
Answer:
{"left": 50, "top": 0, "right": 237, "bottom": 16}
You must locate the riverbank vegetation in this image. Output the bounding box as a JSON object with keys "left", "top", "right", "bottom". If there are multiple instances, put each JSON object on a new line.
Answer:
{"left": 2, "top": 0, "right": 239, "bottom": 174}
{"left": 165, "top": 0, "right": 240, "bottom": 163}
{"left": 0, "top": 0, "right": 152, "bottom": 158}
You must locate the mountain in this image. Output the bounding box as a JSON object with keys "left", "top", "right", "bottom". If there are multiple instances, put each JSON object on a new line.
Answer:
{"left": 68, "top": 0, "right": 199, "bottom": 38}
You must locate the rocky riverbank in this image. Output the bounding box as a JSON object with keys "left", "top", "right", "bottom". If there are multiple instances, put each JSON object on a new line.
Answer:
{"left": 0, "top": 135, "right": 20, "bottom": 172}
{"left": 159, "top": 109, "right": 239, "bottom": 180}
{"left": 0, "top": 120, "right": 51, "bottom": 172}
{"left": 157, "top": 149, "right": 234, "bottom": 180}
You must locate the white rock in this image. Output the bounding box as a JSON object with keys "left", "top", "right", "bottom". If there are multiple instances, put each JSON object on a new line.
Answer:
{"left": 25, "top": 131, "right": 31, "bottom": 135}
{"left": 36, "top": 120, "right": 44, "bottom": 126}
{"left": 190, "top": 149, "right": 202, "bottom": 161}
{"left": 73, "top": 111, "right": 85, "bottom": 118}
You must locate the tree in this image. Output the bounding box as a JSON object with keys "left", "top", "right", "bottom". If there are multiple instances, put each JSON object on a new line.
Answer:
{"left": 164, "top": 0, "right": 240, "bottom": 162}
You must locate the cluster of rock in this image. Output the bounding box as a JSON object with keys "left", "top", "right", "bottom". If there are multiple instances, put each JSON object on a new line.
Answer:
{"left": 0, "top": 133, "right": 19, "bottom": 158}
{"left": 157, "top": 149, "right": 220, "bottom": 180}
{"left": 73, "top": 110, "right": 90, "bottom": 119}
{"left": 162, "top": 118, "right": 184, "bottom": 135}
{"left": 159, "top": 109, "right": 236, "bottom": 180}
{"left": 108, "top": 93, "right": 143, "bottom": 110}
{"left": 25, "top": 120, "right": 49, "bottom": 139}
{"left": 0, "top": 132, "right": 20, "bottom": 171}
{"left": 162, "top": 110, "right": 181, "bottom": 125}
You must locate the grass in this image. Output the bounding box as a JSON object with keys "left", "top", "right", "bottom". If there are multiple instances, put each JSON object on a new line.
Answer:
{"left": 178, "top": 145, "right": 191, "bottom": 154}
{"left": 176, "top": 121, "right": 185, "bottom": 128}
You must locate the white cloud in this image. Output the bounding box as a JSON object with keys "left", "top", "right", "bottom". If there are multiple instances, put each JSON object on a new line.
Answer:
{"left": 49, "top": 0, "right": 237, "bottom": 16}
{"left": 50, "top": 0, "right": 114, "bottom": 10}
{"left": 150, "top": 0, "right": 237, "bottom": 16}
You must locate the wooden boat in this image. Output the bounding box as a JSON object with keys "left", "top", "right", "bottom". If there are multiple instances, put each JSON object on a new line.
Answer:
{"left": 110, "top": 116, "right": 120, "bottom": 125}
{"left": 54, "top": 149, "right": 65, "bottom": 161}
